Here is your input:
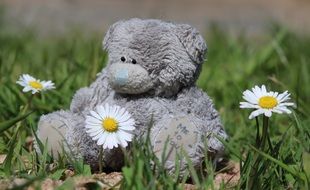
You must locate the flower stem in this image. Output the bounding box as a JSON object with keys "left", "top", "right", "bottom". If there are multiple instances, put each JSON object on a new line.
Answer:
{"left": 98, "top": 146, "right": 103, "bottom": 173}
{"left": 260, "top": 116, "right": 269, "bottom": 151}
{"left": 15, "top": 94, "right": 34, "bottom": 132}
{"left": 247, "top": 115, "right": 269, "bottom": 189}
{"left": 255, "top": 117, "right": 260, "bottom": 148}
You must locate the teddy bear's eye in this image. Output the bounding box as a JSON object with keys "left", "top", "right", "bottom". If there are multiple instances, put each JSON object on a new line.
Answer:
{"left": 131, "top": 59, "right": 137, "bottom": 64}
{"left": 121, "top": 57, "right": 126, "bottom": 62}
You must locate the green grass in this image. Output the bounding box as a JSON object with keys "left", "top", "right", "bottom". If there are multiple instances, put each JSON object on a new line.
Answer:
{"left": 0, "top": 15, "right": 309, "bottom": 189}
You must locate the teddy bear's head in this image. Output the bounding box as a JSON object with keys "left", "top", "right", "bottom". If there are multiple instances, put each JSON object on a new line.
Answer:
{"left": 103, "top": 18, "right": 207, "bottom": 97}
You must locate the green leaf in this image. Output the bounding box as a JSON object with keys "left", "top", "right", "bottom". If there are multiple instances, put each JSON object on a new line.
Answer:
{"left": 3, "top": 132, "right": 18, "bottom": 175}
{"left": 0, "top": 111, "right": 33, "bottom": 133}
{"left": 215, "top": 134, "right": 244, "bottom": 161}
{"left": 56, "top": 178, "right": 75, "bottom": 190}
{"left": 82, "top": 164, "right": 92, "bottom": 176}
{"left": 50, "top": 169, "right": 65, "bottom": 180}
{"left": 249, "top": 144, "right": 307, "bottom": 182}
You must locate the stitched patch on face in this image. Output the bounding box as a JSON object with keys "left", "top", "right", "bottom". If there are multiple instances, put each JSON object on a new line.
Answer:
{"left": 153, "top": 116, "right": 199, "bottom": 162}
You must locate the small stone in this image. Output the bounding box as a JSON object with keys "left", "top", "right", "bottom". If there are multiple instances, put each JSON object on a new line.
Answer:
{"left": 10, "top": 178, "right": 28, "bottom": 188}
{"left": 64, "top": 169, "right": 75, "bottom": 178}
{"left": 183, "top": 183, "right": 196, "bottom": 190}
{"left": 214, "top": 161, "right": 240, "bottom": 188}
{"left": 0, "top": 154, "right": 7, "bottom": 164}
{"left": 40, "top": 178, "right": 62, "bottom": 190}
{"left": 93, "top": 172, "right": 123, "bottom": 189}
{"left": 0, "top": 179, "right": 10, "bottom": 190}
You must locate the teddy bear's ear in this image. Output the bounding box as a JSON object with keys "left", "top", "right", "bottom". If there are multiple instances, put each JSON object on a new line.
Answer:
{"left": 174, "top": 24, "right": 207, "bottom": 64}
{"left": 102, "top": 21, "right": 124, "bottom": 51}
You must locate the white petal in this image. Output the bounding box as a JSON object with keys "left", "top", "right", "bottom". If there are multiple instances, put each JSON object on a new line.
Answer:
{"left": 85, "top": 122, "right": 101, "bottom": 128}
{"left": 119, "top": 119, "right": 135, "bottom": 129}
{"left": 22, "top": 86, "right": 32, "bottom": 92}
{"left": 88, "top": 128, "right": 102, "bottom": 136}
{"left": 261, "top": 85, "right": 267, "bottom": 94}
{"left": 267, "top": 91, "right": 274, "bottom": 96}
{"left": 86, "top": 116, "right": 102, "bottom": 124}
{"left": 90, "top": 110, "right": 102, "bottom": 120}
{"left": 86, "top": 126, "right": 102, "bottom": 133}
{"left": 252, "top": 86, "right": 262, "bottom": 98}
{"left": 110, "top": 105, "right": 118, "bottom": 117}
{"left": 118, "top": 130, "right": 133, "bottom": 141}
{"left": 90, "top": 130, "right": 103, "bottom": 140}
{"left": 104, "top": 104, "right": 111, "bottom": 117}
{"left": 243, "top": 90, "right": 258, "bottom": 104}
{"left": 102, "top": 143, "right": 108, "bottom": 149}
{"left": 92, "top": 134, "right": 104, "bottom": 141}
{"left": 116, "top": 133, "right": 128, "bottom": 148}
{"left": 278, "top": 93, "right": 291, "bottom": 103}
{"left": 115, "top": 107, "right": 127, "bottom": 122}
{"left": 43, "top": 82, "right": 55, "bottom": 90}
{"left": 108, "top": 104, "right": 114, "bottom": 117}
{"left": 16, "top": 80, "right": 27, "bottom": 87}
{"left": 104, "top": 133, "right": 118, "bottom": 149}
{"left": 249, "top": 109, "right": 265, "bottom": 119}
{"left": 96, "top": 105, "right": 106, "bottom": 119}
{"left": 264, "top": 109, "right": 272, "bottom": 117}
{"left": 272, "top": 92, "right": 279, "bottom": 98}
{"left": 118, "top": 111, "right": 131, "bottom": 123}
{"left": 118, "top": 107, "right": 126, "bottom": 117}
{"left": 119, "top": 124, "right": 135, "bottom": 131}
{"left": 278, "top": 102, "right": 295, "bottom": 107}
{"left": 24, "top": 74, "right": 35, "bottom": 82}
{"left": 31, "top": 89, "right": 38, "bottom": 94}
{"left": 97, "top": 132, "right": 108, "bottom": 145}
{"left": 272, "top": 108, "right": 283, "bottom": 114}
{"left": 240, "top": 102, "right": 259, "bottom": 109}
{"left": 276, "top": 91, "right": 288, "bottom": 102}
{"left": 276, "top": 106, "right": 292, "bottom": 114}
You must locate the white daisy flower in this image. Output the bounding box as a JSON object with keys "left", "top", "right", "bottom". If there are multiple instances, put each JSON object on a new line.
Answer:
{"left": 240, "top": 85, "right": 295, "bottom": 119}
{"left": 16, "top": 74, "right": 55, "bottom": 94}
{"left": 85, "top": 104, "right": 135, "bottom": 149}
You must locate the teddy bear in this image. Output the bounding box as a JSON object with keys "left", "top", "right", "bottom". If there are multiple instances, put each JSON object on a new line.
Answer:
{"left": 36, "top": 18, "right": 228, "bottom": 175}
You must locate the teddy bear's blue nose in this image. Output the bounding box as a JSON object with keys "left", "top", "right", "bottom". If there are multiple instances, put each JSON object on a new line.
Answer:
{"left": 108, "top": 63, "right": 153, "bottom": 94}
{"left": 114, "top": 69, "right": 128, "bottom": 86}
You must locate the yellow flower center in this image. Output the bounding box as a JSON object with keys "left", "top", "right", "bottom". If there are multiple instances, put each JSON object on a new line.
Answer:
{"left": 29, "top": 81, "right": 43, "bottom": 90}
{"left": 258, "top": 96, "right": 278, "bottom": 109}
{"left": 102, "top": 117, "right": 118, "bottom": 132}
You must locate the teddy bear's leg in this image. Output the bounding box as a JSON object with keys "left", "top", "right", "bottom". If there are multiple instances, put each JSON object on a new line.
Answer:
{"left": 36, "top": 110, "right": 79, "bottom": 159}
{"left": 151, "top": 114, "right": 226, "bottom": 176}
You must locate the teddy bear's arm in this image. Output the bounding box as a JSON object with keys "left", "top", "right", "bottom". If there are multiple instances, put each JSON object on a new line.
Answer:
{"left": 36, "top": 110, "right": 83, "bottom": 158}
{"left": 174, "top": 86, "right": 228, "bottom": 151}
{"left": 70, "top": 69, "right": 112, "bottom": 113}
{"left": 70, "top": 87, "right": 93, "bottom": 113}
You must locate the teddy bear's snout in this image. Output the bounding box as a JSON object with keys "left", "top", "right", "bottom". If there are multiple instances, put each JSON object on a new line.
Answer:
{"left": 108, "top": 63, "right": 154, "bottom": 94}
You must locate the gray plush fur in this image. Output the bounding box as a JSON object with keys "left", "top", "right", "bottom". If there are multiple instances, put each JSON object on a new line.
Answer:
{"left": 36, "top": 18, "right": 228, "bottom": 174}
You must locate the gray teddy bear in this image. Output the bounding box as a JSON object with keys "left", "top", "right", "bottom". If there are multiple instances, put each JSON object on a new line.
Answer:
{"left": 36, "top": 18, "right": 228, "bottom": 175}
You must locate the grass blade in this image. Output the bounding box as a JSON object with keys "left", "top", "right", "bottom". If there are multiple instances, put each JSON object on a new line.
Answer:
{"left": 249, "top": 144, "right": 307, "bottom": 182}
{"left": 0, "top": 111, "right": 33, "bottom": 133}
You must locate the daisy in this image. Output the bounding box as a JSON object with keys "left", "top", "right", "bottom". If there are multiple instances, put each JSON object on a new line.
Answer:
{"left": 240, "top": 85, "right": 295, "bottom": 119}
{"left": 85, "top": 104, "right": 135, "bottom": 149}
{"left": 16, "top": 74, "right": 55, "bottom": 94}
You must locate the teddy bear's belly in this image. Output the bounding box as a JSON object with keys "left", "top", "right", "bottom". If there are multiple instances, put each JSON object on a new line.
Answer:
{"left": 111, "top": 96, "right": 174, "bottom": 137}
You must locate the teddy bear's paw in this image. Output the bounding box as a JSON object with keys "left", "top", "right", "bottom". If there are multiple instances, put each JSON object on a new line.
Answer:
{"left": 151, "top": 115, "right": 226, "bottom": 176}
{"left": 36, "top": 111, "right": 74, "bottom": 159}
{"left": 151, "top": 115, "right": 206, "bottom": 174}
{"left": 152, "top": 116, "right": 201, "bottom": 162}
